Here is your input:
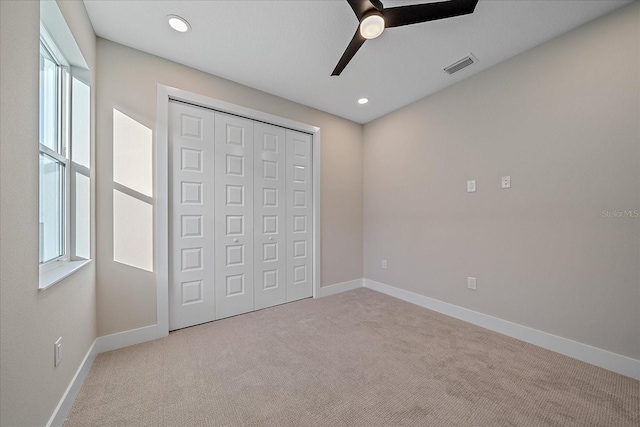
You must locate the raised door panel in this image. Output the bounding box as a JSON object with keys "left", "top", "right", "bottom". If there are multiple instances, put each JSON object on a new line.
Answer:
{"left": 214, "top": 112, "right": 254, "bottom": 319}
{"left": 253, "top": 123, "right": 286, "bottom": 310}
{"left": 169, "top": 102, "right": 216, "bottom": 331}
{"left": 286, "top": 130, "right": 313, "bottom": 302}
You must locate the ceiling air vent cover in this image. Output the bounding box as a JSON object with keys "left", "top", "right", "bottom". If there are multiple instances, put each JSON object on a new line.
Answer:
{"left": 444, "top": 54, "right": 478, "bottom": 75}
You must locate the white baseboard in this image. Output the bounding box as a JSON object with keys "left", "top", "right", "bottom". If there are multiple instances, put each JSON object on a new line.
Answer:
{"left": 46, "top": 339, "right": 98, "bottom": 427}
{"left": 364, "top": 278, "right": 640, "bottom": 380}
{"left": 318, "top": 278, "right": 364, "bottom": 297}
{"left": 96, "top": 323, "right": 168, "bottom": 353}
{"left": 47, "top": 325, "right": 168, "bottom": 425}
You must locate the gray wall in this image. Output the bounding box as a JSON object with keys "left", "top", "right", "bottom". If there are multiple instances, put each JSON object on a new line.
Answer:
{"left": 363, "top": 2, "right": 639, "bottom": 359}
{"left": 0, "top": 1, "right": 97, "bottom": 425}
{"left": 96, "top": 39, "right": 364, "bottom": 336}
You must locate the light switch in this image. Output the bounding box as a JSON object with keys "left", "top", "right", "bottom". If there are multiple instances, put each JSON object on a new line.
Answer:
{"left": 467, "top": 277, "right": 477, "bottom": 290}
{"left": 467, "top": 180, "right": 476, "bottom": 193}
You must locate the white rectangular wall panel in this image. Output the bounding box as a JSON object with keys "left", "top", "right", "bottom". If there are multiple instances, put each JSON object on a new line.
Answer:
{"left": 169, "top": 102, "right": 215, "bottom": 330}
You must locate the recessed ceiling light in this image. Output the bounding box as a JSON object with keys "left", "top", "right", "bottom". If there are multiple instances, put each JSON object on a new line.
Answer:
{"left": 358, "top": 98, "right": 369, "bottom": 105}
{"left": 167, "top": 15, "right": 191, "bottom": 33}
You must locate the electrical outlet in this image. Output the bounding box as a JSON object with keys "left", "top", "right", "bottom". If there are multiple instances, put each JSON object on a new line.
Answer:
{"left": 54, "top": 337, "right": 62, "bottom": 367}
{"left": 501, "top": 176, "right": 511, "bottom": 189}
{"left": 467, "top": 277, "right": 477, "bottom": 290}
{"left": 381, "top": 260, "right": 387, "bottom": 269}
{"left": 467, "top": 180, "right": 476, "bottom": 193}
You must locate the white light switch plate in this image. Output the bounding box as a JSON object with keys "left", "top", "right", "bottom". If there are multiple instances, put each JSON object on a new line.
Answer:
{"left": 501, "top": 176, "right": 511, "bottom": 189}
{"left": 467, "top": 180, "right": 476, "bottom": 193}
{"left": 467, "top": 277, "right": 477, "bottom": 290}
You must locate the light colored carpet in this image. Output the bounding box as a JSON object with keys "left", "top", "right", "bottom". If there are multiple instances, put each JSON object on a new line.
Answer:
{"left": 66, "top": 288, "right": 639, "bottom": 426}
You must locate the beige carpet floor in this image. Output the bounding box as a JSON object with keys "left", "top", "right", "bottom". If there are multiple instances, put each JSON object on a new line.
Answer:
{"left": 66, "top": 288, "right": 639, "bottom": 426}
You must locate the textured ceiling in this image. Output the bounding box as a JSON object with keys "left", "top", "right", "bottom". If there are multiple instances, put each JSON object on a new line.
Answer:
{"left": 83, "top": 0, "right": 631, "bottom": 124}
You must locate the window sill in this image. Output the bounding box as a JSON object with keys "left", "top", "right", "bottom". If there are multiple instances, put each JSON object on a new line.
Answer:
{"left": 39, "top": 259, "right": 92, "bottom": 290}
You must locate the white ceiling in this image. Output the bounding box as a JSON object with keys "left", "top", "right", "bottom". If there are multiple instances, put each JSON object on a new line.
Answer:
{"left": 83, "top": 0, "right": 631, "bottom": 124}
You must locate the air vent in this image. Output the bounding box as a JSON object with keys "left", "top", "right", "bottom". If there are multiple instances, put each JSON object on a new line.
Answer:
{"left": 444, "top": 54, "right": 478, "bottom": 75}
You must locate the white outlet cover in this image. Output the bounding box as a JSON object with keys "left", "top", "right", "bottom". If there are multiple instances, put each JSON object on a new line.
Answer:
{"left": 467, "top": 180, "right": 476, "bottom": 193}
{"left": 467, "top": 277, "right": 477, "bottom": 290}
{"left": 54, "top": 337, "right": 62, "bottom": 367}
{"left": 381, "top": 260, "right": 387, "bottom": 269}
{"left": 501, "top": 176, "right": 511, "bottom": 189}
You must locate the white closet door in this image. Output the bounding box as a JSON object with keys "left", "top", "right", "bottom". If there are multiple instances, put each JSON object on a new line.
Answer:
{"left": 214, "top": 112, "right": 255, "bottom": 319}
{"left": 253, "top": 123, "right": 287, "bottom": 310}
{"left": 286, "top": 130, "right": 313, "bottom": 302}
{"left": 169, "top": 102, "right": 215, "bottom": 331}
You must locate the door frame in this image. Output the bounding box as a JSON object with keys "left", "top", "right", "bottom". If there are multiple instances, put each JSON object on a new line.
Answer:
{"left": 156, "top": 84, "right": 321, "bottom": 334}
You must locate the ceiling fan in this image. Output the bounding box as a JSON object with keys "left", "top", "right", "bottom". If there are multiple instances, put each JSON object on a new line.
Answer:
{"left": 332, "top": 0, "right": 479, "bottom": 76}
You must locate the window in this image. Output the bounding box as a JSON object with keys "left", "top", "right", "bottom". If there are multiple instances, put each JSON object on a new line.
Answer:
{"left": 39, "top": 35, "right": 69, "bottom": 267}
{"left": 38, "top": 21, "right": 92, "bottom": 288}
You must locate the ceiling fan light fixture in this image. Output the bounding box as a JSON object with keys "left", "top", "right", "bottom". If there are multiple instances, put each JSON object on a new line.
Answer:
{"left": 332, "top": 0, "right": 479, "bottom": 76}
{"left": 167, "top": 15, "right": 191, "bottom": 33}
{"left": 359, "top": 13, "right": 385, "bottom": 39}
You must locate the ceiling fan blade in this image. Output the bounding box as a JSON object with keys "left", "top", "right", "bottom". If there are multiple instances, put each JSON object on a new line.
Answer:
{"left": 331, "top": 29, "right": 367, "bottom": 76}
{"left": 383, "top": 0, "right": 478, "bottom": 29}
{"left": 347, "top": 0, "right": 383, "bottom": 21}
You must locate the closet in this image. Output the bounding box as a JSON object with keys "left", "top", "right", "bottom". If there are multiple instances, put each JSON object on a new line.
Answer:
{"left": 168, "top": 101, "right": 313, "bottom": 330}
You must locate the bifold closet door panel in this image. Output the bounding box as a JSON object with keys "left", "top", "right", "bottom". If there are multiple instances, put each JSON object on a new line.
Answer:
{"left": 254, "top": 123, "right": 287, "bottom": 310}
{"left": 214, "top": 112, "right": 255, "bottom": 319}
{"left": 286, "top": 130, "right": 313, "bottom": 302}
{"left": 169, "top": 102, "right": 216, "bottom": 331}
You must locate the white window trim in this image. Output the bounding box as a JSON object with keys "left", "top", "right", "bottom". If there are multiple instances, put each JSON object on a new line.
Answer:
{"left": 40, "top": 24, "right": 69, "bottom": 69}
{"left": 39, "top": 259, "right": 92, "bottom": 290}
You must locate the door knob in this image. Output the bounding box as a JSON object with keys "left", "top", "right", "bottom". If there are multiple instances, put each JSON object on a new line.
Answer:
{"left": 233, "top": 238, "right": 238, "bottom": 243}
{"left": 268, "top": 236, "right": 273, "bottom": 240}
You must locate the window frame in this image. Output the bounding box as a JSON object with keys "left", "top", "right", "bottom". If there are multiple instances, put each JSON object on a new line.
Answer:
{"left": 39, "top": 28, "right": 72, "bottom": 274}
{"left": 38, "top": 147, "right": 68, "bottom": 269}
